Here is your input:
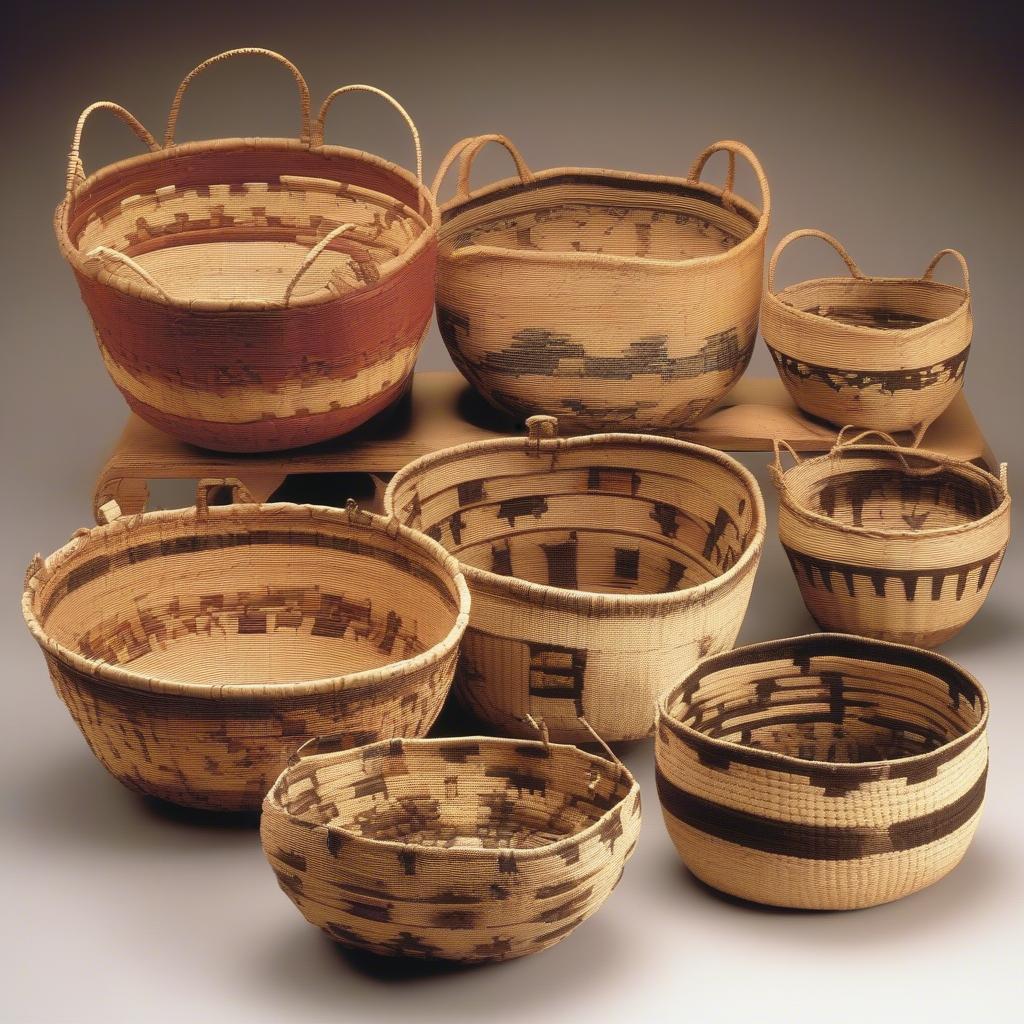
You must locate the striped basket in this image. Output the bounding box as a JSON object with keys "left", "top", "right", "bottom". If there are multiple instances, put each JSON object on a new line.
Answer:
{"left": 656, "top": 634, "right": 989, "bottom": 910}
{"left": 21, "top": 482, "right": 469, "bottom": 811}
{"left": 772, "top": 431, "right": 1010, "bottom": 648}
{"left": 55, "top": 48, "right": 437, "bottom": 452}
{"left": 385, "top": 415, "right": 765, "bottom": 742}
{"left": 761, "top": 229, "right": 971, "bottom": 436}
{"left": 261, "top": 728, "right": 641, "bottom": 961}
{"left": 431, "top": 134, "right": 770, "bottom": 432}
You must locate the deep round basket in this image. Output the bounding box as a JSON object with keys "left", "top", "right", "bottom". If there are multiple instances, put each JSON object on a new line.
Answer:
{"left": 385, "top": 416, "right": 765, "bottom": 742}
{"left": 656, "top": 633, "right": 989, "bottom": 910}
{"left": 261, "top": 733, "right": 641, "bottom": 961}
{"left": 21, "top": 483, "right": 469, "bottom": 811}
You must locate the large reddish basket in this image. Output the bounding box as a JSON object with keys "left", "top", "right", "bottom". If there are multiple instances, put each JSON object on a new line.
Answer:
{"left": 55, "top": 48, "right": 437, "bottom": 452}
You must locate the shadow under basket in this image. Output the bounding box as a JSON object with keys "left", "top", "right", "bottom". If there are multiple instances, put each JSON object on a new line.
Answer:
{"left": 772, "top": 434, "right": 1010, "bottom": 648}
{"left": 655, "top": 634, "right": 989, "bottom": 910}
{"left": 21, "top": 481, "right": 469, "bottom": 811}
{"left": 261, "top": 733, "right": 641, "bottom": 961}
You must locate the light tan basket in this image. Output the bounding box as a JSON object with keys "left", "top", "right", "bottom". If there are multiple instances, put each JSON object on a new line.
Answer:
{"left": 56, "top": 48, "right": 437, "bottom": 452}
{"left": 21, "top": 482, "right": 469, "bottom": 811}
{"left": 385, "top": 415, "right": 765, "bottom": 742}
{"left": 656, "top": 633, "right": 989, "bottom": 910}
{"left": 772, "top": 431, "right": 1010, "bottom": 648}
{"left": 431, "top": 134, "right": 770, "bottom": 432}
{"left": 261, "top": 726, "right": 641, "bottom": 961}
{"left": 761, "top": 229, "right": 972, "bottom": 436}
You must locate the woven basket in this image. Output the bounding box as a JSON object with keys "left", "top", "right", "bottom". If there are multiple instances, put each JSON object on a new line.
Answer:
{"left": 385, "top": 415, "right": 765, "bottom": 742}
{"left": 261, "top": 728, "right": 641, "bottom": 961}
{"left": 430, "top": 134, "right": 770, "bottom": 432}
{"left": 21, "top": 482, "right": 469, "bottom": 811}
{"left": 656, "top": 633, "right": 989, "bottom": 910}
{"left": 772, "top": 432, "right": 1010, "bottom": 648}
{"left": 55, "top": 48, "right": 437, "bottom": 452}
{"left": 761, "top": 229, "right": 972, "bottom": 435}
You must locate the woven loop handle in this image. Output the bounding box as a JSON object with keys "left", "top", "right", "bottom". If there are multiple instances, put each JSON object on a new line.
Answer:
{"left": 830, "top": 428, "right": 946, "bottom": 478}
{"left": 282, "top": 223, "right": 357, "bottom": 304}
{"left": 768, "top": 229, "right": 864, "bottom": 293}
{"left": 195, "top": 477, "right": 255, "bottom": 515}
{"left": 770, "top": 438, "right": 803, "bottom": 485}
{"left": 85, "top": 246, "right": 173, "bottom": 301}
{"left": 65, "top": 102, "right": 160, "bottom": 197}
{"left": 431, "top": 133, "right": 534, "bottom": 204}
{"left": 164, "top": 48, "right": 312, "bottom": 147}
{"left": 922, "top": 248, "right": 970, "bottom": 293}
{"left": 314, "top": 85, "right": 423, "bottom": 197}
{"left": 687, "top": 140, "right": 771, "bottom": 222}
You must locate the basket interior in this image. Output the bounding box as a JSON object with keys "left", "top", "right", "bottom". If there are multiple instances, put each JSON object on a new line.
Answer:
{"left": 441, "top": 173, "right": 758, "bottom": 261}
{"left": 282, "top": 738, "right": 632, "bottom": 850}
{"left": 776, "top": 278, "right": 967, "bottom": 330}
{"left": 32, "top": 510, "right": 461, "bottom": 685}
{"left": 67, "top": 146, "right": 428, "bottom": 302}
{"left": 785, "top": 451, "right": 1003, "bottom": 532}
{"left": 390, "top": 442, "right": 760, "bottom": 595}
{"left": 666, "top": 641, "right": 984, "bottom": 764}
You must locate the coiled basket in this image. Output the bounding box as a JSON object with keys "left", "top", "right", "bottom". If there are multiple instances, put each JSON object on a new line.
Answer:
{"left": 261, "top": 731, "right": 641, "bottom": 961}
{"left": 773, "top": 432, "right": 1010, "bottom": 648}
{"left": 21, "top": 482, "right": 469, "bottom": 811}
{"left": 656, "top": 634, "right": 989, "bottom": 910}
{"left": 55, "top": 48, "right": 437, "bottom": 452}
{"left": 761, "top": 229, "right": 972, "bottom": 435}
{"left": 431, "top": 134, "right": 770, "bottom": 432}
{"left": 385, "top": 416, "right": 765, "bottom": 742}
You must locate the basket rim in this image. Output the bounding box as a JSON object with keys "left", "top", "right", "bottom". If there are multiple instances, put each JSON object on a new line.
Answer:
{"left": 54, "top": 137, "right": 439, "bottom": 311}
{"left": 438, "top": 165, "right": 767, "bottom": 270}
{"left": 263, "top": 733, "right": 640, "bottom": 861}
{"left": 763, "top": 273, "right": 971, "bottom": 339}
{"left": 22, "top": 500, "right": 471, "bottom": 700}
{"left": 773, "top": 445, "right": 1011, "bottom": 541}
{"left": 657, "top": 632, "right": 989, "bottom": 774}
{"left": 384, "top": 431, "right": 766, "bottom": 613}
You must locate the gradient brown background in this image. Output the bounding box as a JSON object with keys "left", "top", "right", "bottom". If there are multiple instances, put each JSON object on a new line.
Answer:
{"left": 2, "top": 1, "right": 1022, "bottom": 1021}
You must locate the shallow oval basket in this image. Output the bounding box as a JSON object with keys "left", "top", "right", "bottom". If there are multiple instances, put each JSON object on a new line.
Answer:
{"left": 432, "top": 133, "right": 771, "bottom": 433}
{"left": 656, "top": 634, "right": 989, "bottom": 910}
{"left": 761, "top": 229, "right": 972, "bottom": 435}
{"left": 21, "top": 482, "right": 469, "bottom": 811}
{"left": 261, "top": 731, "right": 641, "bottom": 961}
{"left": 773, "top": 431, "right": 1010, "bottom": 648}
{"left": 55, "top": 49, "right": 438, "bottom": 452}
{"left": 385, "top": 416, "right": 765, "bottom": 742}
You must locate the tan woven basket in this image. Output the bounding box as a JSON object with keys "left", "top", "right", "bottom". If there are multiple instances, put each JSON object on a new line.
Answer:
{"left": 385, "top": 415, "right": 765, "bottom": 742}
{"left": 656, "top": 633, "right": 989, "bottom": 910}
{"left": 21, "top": 482, "right": 469, "bottom": 811}
{"left": 761, "top": 229, "right": 972, "bottom": 436}
{"left": 772, "top": 431, "right": 1010, "bottom": 648}
{"left": 55, "top": 48, "right": 437, "bottom": 453}
{"left": 261, "top": 727, "right": 641, "bottom": 961}
{"left": 431, "top": 134, "right": 770, "bottom": 432}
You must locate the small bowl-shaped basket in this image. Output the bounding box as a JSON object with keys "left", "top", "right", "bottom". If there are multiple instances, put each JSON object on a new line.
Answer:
{"left": 431, "top": 133, "right": 770, "bottom": 433}
{"left": 772, "top": 431, "right": 1010, "bottom": 647}
{"left": 261, "top": 729, "right": 641, "bottom": 961}
{"left": 761, "top": 229, "right": 972, "bottom": 435}
{"left": 656, "top": 633, "right": 989, "bottom": 910}
{"left": 22, "top": 481, "right": 469, "bottom": 811}
{"left": 385, "top": 415, "right": 765, "bottom": 742}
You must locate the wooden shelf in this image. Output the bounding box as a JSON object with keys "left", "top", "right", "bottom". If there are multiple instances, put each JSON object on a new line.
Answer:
{"left": 93, "top": 372, "right": 996, "bottom": 522}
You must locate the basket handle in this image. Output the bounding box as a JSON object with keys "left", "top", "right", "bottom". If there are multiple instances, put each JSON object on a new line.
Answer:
{"left": 768, "top": 228, "right": 864, "bottom": 294}
{"left": 313, "top": 85, "right": 423, "bottom": 206}
{"left": 164, "top": 47, "right": 312, "bottom": 148}
{"left": 84, "top": 246, "right": 173, "bottom": 301}
{"left": 770, "top": 438, "right": 803, "bottom": 485}
{"left": 829, "top": 427, "right": 946, "bottom": 478}
{"left": 922, "top": 248, "right": 970, "bottom": 293}
{"left": 431, "top": 133, "right": 534, "bottom": 204}
{"left": 525, "top": 414, "right": 562, "bottom": 453}
{"left": 195, "top": 477, "right": 255, "bottom": 515}
{"left": 282, "top": 223, "right": 358, "bottom": 304}
{"left": 522, "top": 714, "right": 627, "bottom": 778}
{"left": 687, "top": 140, "right": 771, "bottom": 223}
{"left": 65, "top": 101, "right": 160, "bottom": 198}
